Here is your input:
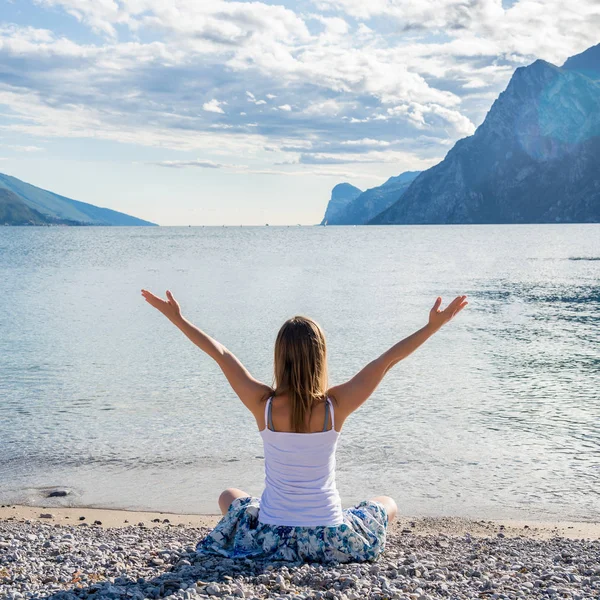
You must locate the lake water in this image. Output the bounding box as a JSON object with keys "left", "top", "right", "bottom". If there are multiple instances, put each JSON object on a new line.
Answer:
{"left": 0, "top": 225, "right": 599, "bottom": 521}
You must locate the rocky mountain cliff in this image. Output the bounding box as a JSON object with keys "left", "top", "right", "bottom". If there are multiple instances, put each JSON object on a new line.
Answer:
{"left": 322, "top": 171, "right": 420, "bottom": 225}
{"left": 371, "top": 44, "right": 600, "bottom": 224}
{"left": 562, "top": 43, "right": 600, "bottom": 79}
{"left": 0, "top": 173, "right": 156, "bottom": 226}
{"left": 320, "top": 183, "right": 362, "bottom": 225}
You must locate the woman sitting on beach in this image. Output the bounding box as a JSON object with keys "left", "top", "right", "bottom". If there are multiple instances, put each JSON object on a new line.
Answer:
{"left": 142, "top": 289, "right": 467, "bottom": 563}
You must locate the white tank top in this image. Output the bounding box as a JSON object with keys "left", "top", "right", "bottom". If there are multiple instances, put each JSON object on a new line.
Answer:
{"left": 258, "top": 396, "right": 344, "bottom": 527}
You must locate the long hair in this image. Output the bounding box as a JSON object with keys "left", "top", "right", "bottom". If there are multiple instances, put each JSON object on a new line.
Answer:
{"left": 272, "top": 316, "right": 328, "bottom": 433}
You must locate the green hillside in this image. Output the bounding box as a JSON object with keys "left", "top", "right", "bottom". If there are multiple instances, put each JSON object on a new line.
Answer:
{"left": 1, "top": 188, "right": 46, "bottom": 225}
{"left": 0, "top": 189, "right": 76, "bottom": 225}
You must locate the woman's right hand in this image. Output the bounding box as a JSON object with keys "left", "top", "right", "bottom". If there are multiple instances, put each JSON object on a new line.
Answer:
{"left": 428, "top": 295, "right": 468, "bottom": 331}
{"left": 141, "top": 289, "right": 182, "bottom": 321}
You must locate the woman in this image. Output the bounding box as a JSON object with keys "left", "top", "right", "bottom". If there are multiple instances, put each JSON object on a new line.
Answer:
{"left": 141, "top": 289, "right": 467, "bottom": 563}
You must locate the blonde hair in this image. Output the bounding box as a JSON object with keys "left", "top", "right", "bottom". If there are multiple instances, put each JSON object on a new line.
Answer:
{"left": 272, "top": 316, "right": 328, "bottom": 433}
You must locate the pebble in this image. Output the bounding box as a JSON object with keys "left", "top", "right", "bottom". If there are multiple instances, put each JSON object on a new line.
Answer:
{"left": 0, "top": 520, "right": 598, "bottom": 600}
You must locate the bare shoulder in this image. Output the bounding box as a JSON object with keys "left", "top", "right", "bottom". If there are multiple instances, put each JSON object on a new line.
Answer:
{"left": 326, "top": 386, "right": 351, "bottom": 424}
{"left": 327, "top": 385, "right": 340, "bottom": 403}
{"left": 250, "top": 385, "right": 274, "bottom": 412}
{"left": 257, "top": 386, "right": 274, "bottom": 407}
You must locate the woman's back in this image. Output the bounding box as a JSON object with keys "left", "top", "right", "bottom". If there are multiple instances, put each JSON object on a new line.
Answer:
{"left": 258, "top": 395, "right": 343, "bottom": 526}
{"left": 258, "top": 394, "right": 340, "bottom": 433}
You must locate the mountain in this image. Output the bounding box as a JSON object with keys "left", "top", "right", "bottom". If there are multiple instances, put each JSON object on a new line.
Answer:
{"left": 562, "top": 43, "right": 600, "bottom": 80}
{"left": 0, "top": 189, "right": 75, "bottom": 225}
{"left": 370, "top": 45, "right": 600, "bottom": 225}
{"left": 323, "top": 171, "right": 421, "bottom": 225}
{"left": 0, "top": 173, "right": 157, "bottom": 226}
{"left": 320, "top": 183, "right": 362, "bottom": 224}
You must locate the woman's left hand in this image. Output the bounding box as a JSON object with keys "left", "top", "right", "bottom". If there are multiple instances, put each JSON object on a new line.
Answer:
{"left": 141, "top": 289, "right": 182, "bottom": 321}
{"left": 428, "top": 295, "right": 468, "bottom": 331}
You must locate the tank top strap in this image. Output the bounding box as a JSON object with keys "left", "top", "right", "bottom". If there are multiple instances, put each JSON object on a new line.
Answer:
{"left": 326, "top": 397, "right": 335, "bottom": 429}
{"left": 264, "top": 396, "right": 275, "bottom": 432}
{"left": 322, "top": 400, "right": 330, "bottom": 431}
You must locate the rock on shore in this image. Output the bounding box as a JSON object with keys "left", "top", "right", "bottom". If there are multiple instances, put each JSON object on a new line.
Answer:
{"left": 1, "top": 519, "right": 599, "bottom": 599}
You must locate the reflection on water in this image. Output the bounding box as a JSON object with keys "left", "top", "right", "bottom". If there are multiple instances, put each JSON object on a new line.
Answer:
{"left": 0, "top": 225, "right": 598, "bottom": 519}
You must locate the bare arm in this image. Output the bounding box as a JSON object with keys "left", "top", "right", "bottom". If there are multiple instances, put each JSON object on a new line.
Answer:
{"left": 141, "top": 289, "right": 270, "bottom": 411}
{"left": 329, "top": 295, "right": 468, "bottom": 416}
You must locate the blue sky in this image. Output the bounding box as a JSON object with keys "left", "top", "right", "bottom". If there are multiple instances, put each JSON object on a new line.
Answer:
{"left": 0, "top": 0, "right": 598, "bottom": 225}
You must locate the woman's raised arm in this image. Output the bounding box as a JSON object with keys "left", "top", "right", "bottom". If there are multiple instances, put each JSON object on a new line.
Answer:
{"left": 329, "top": 295, "right": 468, "bottom": 417}
{"left": 141, "top": 289, "right": 271, "bottom": 411}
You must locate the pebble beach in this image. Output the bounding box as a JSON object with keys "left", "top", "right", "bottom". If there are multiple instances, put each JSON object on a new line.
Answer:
{"left": 1, "top": 507, "right": 599, "bottom": 600}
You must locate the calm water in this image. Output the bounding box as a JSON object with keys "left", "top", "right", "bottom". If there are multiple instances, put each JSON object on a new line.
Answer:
{"left": 0, "top": 225, "right": 599, "bottom": 520}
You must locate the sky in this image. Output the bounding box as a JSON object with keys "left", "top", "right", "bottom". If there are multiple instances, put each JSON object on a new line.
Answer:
{"left": 0, "top": 1, "right": 599, "bottom": 225}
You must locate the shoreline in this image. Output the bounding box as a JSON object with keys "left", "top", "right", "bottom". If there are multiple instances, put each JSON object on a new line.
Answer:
{"left": 1, "top": 504, "right": 599, "bottom": 540}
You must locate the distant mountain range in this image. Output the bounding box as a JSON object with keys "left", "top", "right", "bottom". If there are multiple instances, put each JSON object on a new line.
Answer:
{"left": 0, "top": 173, "right": 156, "bottom": 226}
{"left": 322, "top": 43, "right": 600, "bottom": 225}
{"left": 320, "top": 183, "right": 362, "bottom": 224}
{"left": 321, "top": 172, "right": 420, "bottom": 225}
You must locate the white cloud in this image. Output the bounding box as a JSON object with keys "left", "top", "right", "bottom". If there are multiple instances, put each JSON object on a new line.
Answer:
{"left": 6, "top": 144, "right": 44, "bottom": 152}
{"left": 0, "top": 85, "right": 270, "bottom": 155}
{"left": 311, "top": 0, "right": 600, "bottom": 68}
{"left": 202, "top": 99, "right": 225, "bottom": 114}
{"left": 387, "top": 103, "right": 475, "bottom": 136}
{"left": 149, "top": 159, "right": 394, "bottom": 181}
{"left": 1, "top": 0, "right": 598, "bottom": 177}
{"left": 297, "top": 149, "right": 442, "bottom": 167}
{"left": 236, "top": 167, "right": 383, "bottom": 180}
{"left": 246, "top": 91, "right": 267, "bottom": 105}
{"left": 303, "top": 99, "right": 345, "bottom": 116}
{"left": 426, "top": 105, "right": 476, "bottom": 136}
{"left": 311, "top": 0, "right": 503, "bottom": 30}
{"left": 310, "top": 14, "right": 349, "bottom": 36}
{"left": 355, "top": 23, "right": 374, "bottom": 39}
{"left": 462, "top": 78, "right": 489, "bottom": 89}
{"left": 35, "top": 0, "right": 312, "bottom": 44}
{"left": 34, "top": 0, "right": 125, "bottom": 37}
{"left": 341, "top": 139, "right": 390, "bottom": 147}
{"left": 152, "top": 159, "right": 226, "bottom": 169}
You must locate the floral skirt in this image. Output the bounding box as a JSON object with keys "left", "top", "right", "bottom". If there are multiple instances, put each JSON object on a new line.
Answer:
{"left": 195, "top": 496, "right": 388, "bottom": 564}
